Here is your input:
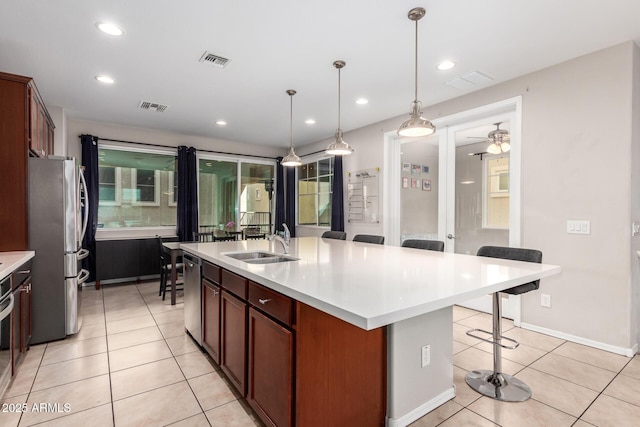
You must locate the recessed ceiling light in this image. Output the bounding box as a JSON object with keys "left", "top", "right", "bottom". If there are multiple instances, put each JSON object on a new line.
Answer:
{"left": 215, "top": 120, "right": 227, "bottom": 126}
{"left": 356, "top": 98, "right": 368, "bottom": 105}
{"left": 95, "top": 75, "right": 115, "bottom": 84}
{"left": 96, "top": 22, "right": 124, "bottom": 36}
{"left": 305, "top": 119, "right": 316, "bottom": 125}
{"left": 437, "top": 60, "right": 456, "bottom": 71}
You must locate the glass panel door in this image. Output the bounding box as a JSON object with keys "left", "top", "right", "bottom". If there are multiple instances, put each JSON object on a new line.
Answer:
{"left": 240, "top": 162, "right": 274, "bottom": 235}
{"left": 399, "top": 135, "right": 440, "bottom": 244}
{"left": 198, "top": 159, "right": 238, "bottom": 232}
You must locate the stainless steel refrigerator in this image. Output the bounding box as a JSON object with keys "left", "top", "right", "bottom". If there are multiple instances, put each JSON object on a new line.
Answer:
{"left": 29, "top": 157, "right": 90, "bottom": 344}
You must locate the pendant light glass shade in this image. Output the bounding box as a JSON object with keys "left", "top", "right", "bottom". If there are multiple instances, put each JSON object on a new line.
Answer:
{"left": 282, "top": 89, "right": 302, "bottom": 167}
{"left": 398, "top": 7, "right": 436, "bottom": 138}
{"left": 326, "top": 60, "right": 354, "bottom": 156}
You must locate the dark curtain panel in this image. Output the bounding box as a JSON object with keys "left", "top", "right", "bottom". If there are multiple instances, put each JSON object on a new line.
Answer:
{"left": 274, "top": 157, "right": 285, "bottom": 235}
{"left": 80, "top": 134, "right": 99, "bottom": 283}
{"left": 330, "top": 156, "right": 345, "bottom": 232}
{"left": 284, "top": 167, "right": 296, "bottom": 238}
{"left": 177, "top": 146, "right": 198, "bottom": 241}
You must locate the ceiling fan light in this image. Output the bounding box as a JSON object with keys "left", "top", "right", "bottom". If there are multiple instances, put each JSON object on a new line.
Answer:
{"left": 282, "top": 146, "right": 302, "bottom": 167}
{"left": 500, "top": 142, "right": 511, "bottom": 152}
{"left": 487, "top": 143, "right": 501, "bottom": 155}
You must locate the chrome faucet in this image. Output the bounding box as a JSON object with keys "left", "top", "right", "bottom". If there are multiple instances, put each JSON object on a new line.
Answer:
{"left": 282, "top": 223, "right": 291, "bottom": 244}
{"left": 268, "top": 234, "right": 290, "bottom": 254}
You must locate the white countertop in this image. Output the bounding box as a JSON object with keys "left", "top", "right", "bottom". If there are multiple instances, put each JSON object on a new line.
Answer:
{"left": 181, "top": 237, "right": 561, "bottom": 330}
{"left": 0, "top": 251, "right": 35, "bottom": 281}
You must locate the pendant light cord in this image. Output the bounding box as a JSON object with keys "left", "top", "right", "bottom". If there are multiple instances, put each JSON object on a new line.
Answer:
{"left": 414, "top": 18, "right": 419, "bottom": 103}
{"left": 290, "top": 93, "right": 294, "bottom": 149}
{"left": 337, "top": 67, "right": 342, "bottom": 129}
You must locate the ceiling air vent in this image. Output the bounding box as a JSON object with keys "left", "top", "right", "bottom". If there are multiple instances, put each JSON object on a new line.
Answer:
{"left": 138, "top": 101, "right": 169, "bottom": 112}
{"left": 199, "top": 51, "right": 230, "bottom": 68}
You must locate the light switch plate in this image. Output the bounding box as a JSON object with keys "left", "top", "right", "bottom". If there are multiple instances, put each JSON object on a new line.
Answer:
{"left": 567, "top": 220, "right": 590, "bottom": 235}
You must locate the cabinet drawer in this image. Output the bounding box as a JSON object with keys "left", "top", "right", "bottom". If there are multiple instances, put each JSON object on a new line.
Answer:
{"left": 203, "top": 262, "right": 221, "bottom": 284}
{"left": 221, "top": 269, "right": 247, "bottom": 299}
{"left": 249, "top": 281, "right": 293, "bottom": 327}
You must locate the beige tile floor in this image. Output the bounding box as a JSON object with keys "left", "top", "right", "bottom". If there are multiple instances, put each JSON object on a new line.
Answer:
{"left": 2, "top": 282, "right": 639, "bottom": 426}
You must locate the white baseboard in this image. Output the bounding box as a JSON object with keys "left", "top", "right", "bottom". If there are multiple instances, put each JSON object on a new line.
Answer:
{"left": 520, "top": 322, "right": 638, "bottom": 357}
{"left": 386, "top": 387, "right": 456, "bottom": 427}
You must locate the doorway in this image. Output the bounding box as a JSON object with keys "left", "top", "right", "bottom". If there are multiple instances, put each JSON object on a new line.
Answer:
{"left": 384, "top": 97, "right": 522, "bottom": 321}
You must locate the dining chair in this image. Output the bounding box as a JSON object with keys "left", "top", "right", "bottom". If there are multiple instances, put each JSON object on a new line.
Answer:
{"left": 401, "top": 239, "right": 444, "bottom": 252}
{"left": 213, "top": 235, "right": 236, "bottom": 242}
{"left": 156, "top": 235, "right": 184, "bottom": 300}
{"left": 193, "top": 231, "right": 214, "bottom": 242}
{"left": 321, "top": 231, "right": 347, "bottom": 240}
{"left": 465, "top": 245, "right": 542, "bottom": 402}
{"left": 352, "top": 234, "right": 385, "bottom": 245}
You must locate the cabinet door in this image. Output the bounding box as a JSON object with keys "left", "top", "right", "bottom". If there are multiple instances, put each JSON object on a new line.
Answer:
{"left": 248, "top": 307, "right": 293, "bottom": 427}
{"left": 202, "top": 279, "right": 221, "bottom": 364}
{"left": 29, "top": 89, "right": 41, "bottom": 156}
{"left": 220, "top": 290, "right": 247, "bottom": 395}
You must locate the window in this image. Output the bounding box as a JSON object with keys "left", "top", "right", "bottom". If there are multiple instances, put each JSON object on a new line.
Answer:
{"left": 484, "top": 156, "right": 509, "bottom": 229}
{"left": 97, "top": 147, "right": 177, "bottom": 228}
{"left": 131, "top": 169, "right": 160, "bottom": 206}
{"left": 98, "top": 166, "right": 121, "bottom": 206}
{"left": 298, "top": 158, "right": 333, "bottom": 226}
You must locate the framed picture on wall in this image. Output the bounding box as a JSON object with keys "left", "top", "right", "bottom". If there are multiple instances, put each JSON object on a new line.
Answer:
{"left": 411, "top": 164, "right": 421, "bottom": 175}
{"left": 422, "top": 179, "right": 431, "bottom": 191}
{"left": 402, "top": 162, "right": 411, "bottom": 172}
{"left": 422, "top": 165, "right": 430, "bottom": 174}
{"left": 402, "top": 177, "right": 409, "bottom": 188}
{"left": 411, "top": 178, "right": 418, "bottom": 188}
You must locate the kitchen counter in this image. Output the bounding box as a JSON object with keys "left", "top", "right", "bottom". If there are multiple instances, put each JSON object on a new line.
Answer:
{"left": 0, "top": 251, "right": 35, "bottom": 280}
{"left": 181, "top": 237, "right": 560, "bottom": 330}
{"left": 181, "top": 237, "right": 561, "bottom": 426}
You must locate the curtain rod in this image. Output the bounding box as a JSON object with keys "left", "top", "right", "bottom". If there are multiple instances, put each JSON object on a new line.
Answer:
{"left": 90, "top": 136, "right": 280, "bottom": 161}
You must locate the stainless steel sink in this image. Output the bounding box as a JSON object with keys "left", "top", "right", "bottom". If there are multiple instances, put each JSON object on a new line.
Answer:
{"left": 223, "top": 251, "right": 300, "bottom": 264}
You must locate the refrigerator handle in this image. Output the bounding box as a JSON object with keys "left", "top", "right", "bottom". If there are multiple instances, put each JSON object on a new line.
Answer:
{"left": 77, "top": 269, "right": 90, "bottom": 285}
{"left": 79, "top": 168, "right": 89, "bottom": 242}
{"left": 78, "top": 248, "right": 89, "bottom": 260}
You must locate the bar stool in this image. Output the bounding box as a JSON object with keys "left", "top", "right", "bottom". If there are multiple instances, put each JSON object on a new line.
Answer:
{"left": 321, "top": 231, "right": 347, "bottom": 240}
{"left": 465, "top": 245, "right": 542, "bottom": 402}
{"left": 401, "top": 239, "right": 444, "bottom": 252}
{"left": 352, "top": 234, "right": 384, "bottom": 245}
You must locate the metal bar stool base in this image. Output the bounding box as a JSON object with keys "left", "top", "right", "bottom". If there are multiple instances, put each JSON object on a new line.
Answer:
{"left": 465, "top": 369, "right": 531, "bottom": 402}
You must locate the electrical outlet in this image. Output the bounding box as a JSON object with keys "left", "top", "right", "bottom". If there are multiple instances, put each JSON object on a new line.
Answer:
{"left": 541, "top": 294, "right": 551, "bottom": 308}
{"left": 421, "top": 345, "right": 431, "bottom": 368}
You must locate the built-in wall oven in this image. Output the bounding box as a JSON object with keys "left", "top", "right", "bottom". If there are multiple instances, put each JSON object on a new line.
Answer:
{"left": 0, "top": 274, "right": 14, "bottom": 397}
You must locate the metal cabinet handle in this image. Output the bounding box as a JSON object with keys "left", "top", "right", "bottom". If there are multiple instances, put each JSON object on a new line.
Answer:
{"left": 212, "top": 289, "right": 219, "bottom": 296}
{"left": 447, "top": 234, "right": 457, "bottom": 240}
{"left": 16, "top": 270, "right": 31, "bottom": 274}
{"left": 258, "top": 298, "right": 271, "bottom": 305}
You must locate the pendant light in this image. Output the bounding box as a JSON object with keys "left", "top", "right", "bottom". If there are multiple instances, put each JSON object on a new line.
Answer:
{"left": 282, "top": 89, "right": 302, "bottom": 167}
{"left": 397, "top": 7, "right": 436, "bottom": 138}
{"left": 325, "top": 60, "right": 354, "bottom": 156}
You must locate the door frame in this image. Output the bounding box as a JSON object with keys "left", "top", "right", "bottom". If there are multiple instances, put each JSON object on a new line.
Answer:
{"left": 383, "top": 96, "right": 524, "bottom": 322}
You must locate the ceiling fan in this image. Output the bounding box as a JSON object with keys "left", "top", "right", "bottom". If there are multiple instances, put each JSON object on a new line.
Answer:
{"left": 468, "top": 122, "right": 511, "bottom": 154}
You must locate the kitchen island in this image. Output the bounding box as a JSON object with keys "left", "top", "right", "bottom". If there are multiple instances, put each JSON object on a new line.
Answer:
{"left": 181, "top": 237, "right": 560, "bottom": 427}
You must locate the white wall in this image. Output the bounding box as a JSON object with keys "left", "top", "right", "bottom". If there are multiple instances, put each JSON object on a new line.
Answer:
{"left": 300, "top": 41, "right": 639, "bottom": 352}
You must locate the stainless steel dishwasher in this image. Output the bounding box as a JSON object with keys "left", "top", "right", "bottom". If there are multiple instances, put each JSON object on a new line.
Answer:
{"left": 183, "top": 253, "right": 202, "bottom": 346}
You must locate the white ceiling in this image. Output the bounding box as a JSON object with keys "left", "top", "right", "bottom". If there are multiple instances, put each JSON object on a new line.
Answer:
{"left": 1, "top": 1, "right": 639, "bottom": 150}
